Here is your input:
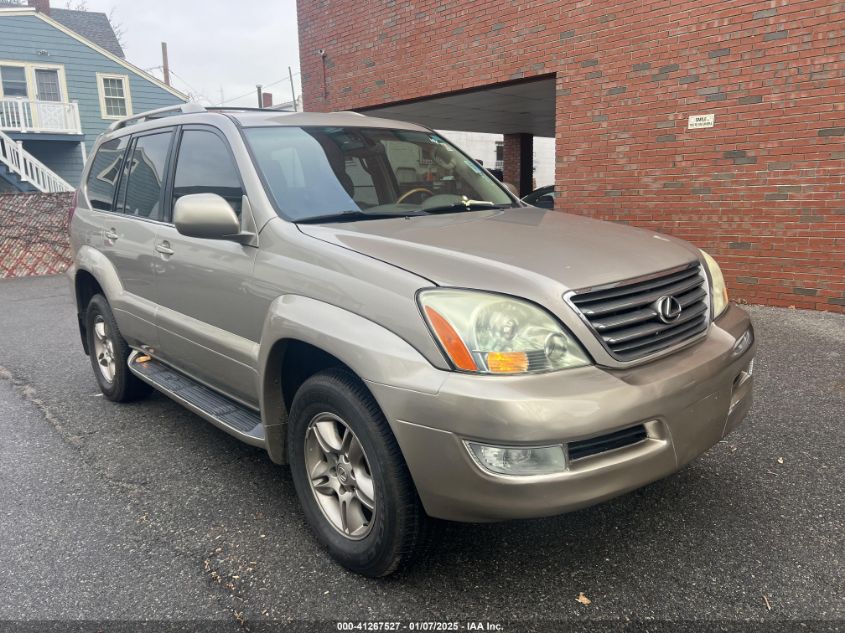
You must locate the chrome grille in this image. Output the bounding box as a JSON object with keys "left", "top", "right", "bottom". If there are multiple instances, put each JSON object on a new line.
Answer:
{"left": 568, "top": 263, "right": 709, "bottom": 362}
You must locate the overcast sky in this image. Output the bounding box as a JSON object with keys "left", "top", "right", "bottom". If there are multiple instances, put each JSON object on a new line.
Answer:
{"left": 79, "top": 0, "right": 302, "bottom": 107}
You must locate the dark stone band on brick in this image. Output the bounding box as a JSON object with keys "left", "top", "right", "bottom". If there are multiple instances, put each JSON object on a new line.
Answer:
{"left": 723, "top": 150, "right": 747, "bottom": 158}
{"left": 737, "top": 277, "right": 758, "bottom": 285}
{"left": 739, "top": 95, "right": 763, "bottom": 104}
{"left": 581, "top": 59, "right": 598, "bottom": 67}
{"left": 793, "top": 287, "right": 818, "bottom": 296}
{"left": 656, "top": 134, "right": 676, "bottom": 142}
{"left": 632, "top": 62, "right": 651, "bottom": 71}
{"left": 679, "top": 75, "right": 700, "bottom": 84}
{"left": 698, "top": 86, "right": 722, "bottom": 95}
{"left": 709, "top": 48, "right": 731, "bottom": 58}
{"left": 608, "top": 86, "right": 627, "bottom": 95}
{"left": 819, "top": 127, "right": 845, "bottom": 137}
{"left": 586, "top": 71, "right": 602, "bottom": 79}
{"left": 763, "top": 30, "right": 788, "bottom": 41}
{"left": 729, "top": 242, "right": 752, "bottom": 249}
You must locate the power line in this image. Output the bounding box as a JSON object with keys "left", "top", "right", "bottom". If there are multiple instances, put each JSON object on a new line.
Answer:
{"left": 213, "top": 72, "right": 302, "bottom": 106}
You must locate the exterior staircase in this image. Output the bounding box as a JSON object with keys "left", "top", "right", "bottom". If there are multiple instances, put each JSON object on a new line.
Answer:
{"left": 0, "top": 129, "right": 74, "bottom": 193}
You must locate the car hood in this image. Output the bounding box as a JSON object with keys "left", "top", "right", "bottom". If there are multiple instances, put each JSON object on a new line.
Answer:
{"left": 297, "top": 207, "right": 700, "bottom": 294}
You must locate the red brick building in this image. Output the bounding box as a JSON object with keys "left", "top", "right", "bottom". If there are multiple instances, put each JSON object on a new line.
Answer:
{"left": 297, "top": 0, "right": 845, "bottom": 312}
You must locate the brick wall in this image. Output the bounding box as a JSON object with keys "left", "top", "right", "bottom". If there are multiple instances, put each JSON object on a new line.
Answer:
{"left": 298, "top": 0, "right": 845, "bottom": 313}
{"left": 0, "top": 192, "right": 73, "bottom": 278}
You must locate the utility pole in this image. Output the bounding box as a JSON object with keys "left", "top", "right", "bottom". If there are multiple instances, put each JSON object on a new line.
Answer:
{"left": 161, "top": 42, "right": 170, "bottom": 86}
{"left": 288, "top": 66, "right": 297, "bottom": 111}
{"left": 256, "top": 84, "right": 263, "bottom": 109}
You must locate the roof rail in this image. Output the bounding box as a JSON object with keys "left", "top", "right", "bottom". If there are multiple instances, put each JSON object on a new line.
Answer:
{"left": 107, "top": 102, "right": 207, "bottom": 132}
{"left": 205, "top": 106, "right": 269, "bottom": 113}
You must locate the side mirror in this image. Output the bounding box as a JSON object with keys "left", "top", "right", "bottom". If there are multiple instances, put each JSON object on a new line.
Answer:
{"left": 173, "top": 193, "right": 240, "bottom": 240}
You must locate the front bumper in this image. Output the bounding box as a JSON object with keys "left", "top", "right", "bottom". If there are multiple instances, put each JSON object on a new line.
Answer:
{"left": 368, "top": 304, "right": 755, "bottom": 522}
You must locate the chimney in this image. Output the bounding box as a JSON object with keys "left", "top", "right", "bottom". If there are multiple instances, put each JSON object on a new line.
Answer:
{"left": 28, "top": 0, "right": 50, "bottom": 15}
{"left": 261, "top": 92, "right": 273, "bottom": 108}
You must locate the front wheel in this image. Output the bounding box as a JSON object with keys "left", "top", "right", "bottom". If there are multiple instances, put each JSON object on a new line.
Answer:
{"left": 288, "top": 368, "right": 430, "bottom": 577}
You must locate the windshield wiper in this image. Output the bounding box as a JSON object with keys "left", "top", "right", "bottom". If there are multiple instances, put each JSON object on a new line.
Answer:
{"left": 421, "top": 200, "right": 510, "bottom": 214}
{"left": 296, "top": 210, "right": 422, "bottom": 224}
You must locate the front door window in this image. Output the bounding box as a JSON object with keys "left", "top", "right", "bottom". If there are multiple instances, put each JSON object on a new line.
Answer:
{"left": 34, "top": 69, "right": 61, "bottom": 102}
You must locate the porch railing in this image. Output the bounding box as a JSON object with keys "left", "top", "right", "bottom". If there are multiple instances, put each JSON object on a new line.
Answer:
{"left": 0, "top": 128, "right": 74, "bottom": 192}
{"left": 0, "top": 98, "right": 82, "bottom": 135}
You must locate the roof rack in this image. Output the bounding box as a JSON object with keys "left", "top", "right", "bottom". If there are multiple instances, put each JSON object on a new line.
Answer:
{"left": 205, "top": 106, "right": 269, "bottom": 113}
{"left": 106, "top": 102, "right": 207, "bottom": 132}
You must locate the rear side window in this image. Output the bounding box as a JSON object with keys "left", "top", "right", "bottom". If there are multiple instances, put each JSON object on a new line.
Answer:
{"left": 86, "top": 137, "right": 128, "bottom": 212}
{"left": 172, "top": 130, "right": 244, "bottom": 216}
{"left": 119, "top": 131, "right": 173, "bottom": 221}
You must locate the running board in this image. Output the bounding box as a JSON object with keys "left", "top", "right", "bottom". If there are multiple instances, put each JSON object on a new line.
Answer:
{"left": 128, "top": 351, "right": 265, "bottom": 447}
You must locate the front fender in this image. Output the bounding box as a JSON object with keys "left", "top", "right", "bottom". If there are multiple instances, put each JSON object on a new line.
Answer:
{"left": 258, "top": 294, "right": 447, "bottom": 463}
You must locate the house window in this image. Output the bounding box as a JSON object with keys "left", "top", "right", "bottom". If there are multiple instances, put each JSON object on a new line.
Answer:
{"left": 96, "top": 73, "right": 132, "bottom": 119}
{"left": 0, "top": 65, "right": 29, "bottom": 97}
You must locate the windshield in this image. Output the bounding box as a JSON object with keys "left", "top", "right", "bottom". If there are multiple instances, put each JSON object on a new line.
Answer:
{"left": 243, "top": 126, "right": 515, "bottom": 222}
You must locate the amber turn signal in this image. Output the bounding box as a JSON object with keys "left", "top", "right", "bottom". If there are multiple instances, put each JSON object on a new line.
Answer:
{"left": 486, "top": 351, "right": 529, "bottom": 373}
{"left": 424, "top": 306, "right": 478, "bottom": 371}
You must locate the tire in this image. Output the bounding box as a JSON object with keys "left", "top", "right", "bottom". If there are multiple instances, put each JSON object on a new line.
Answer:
{"left": 288, "top": 368, "right": 430, "bottom": 577}
{"left": 85, "top": 294, "right": 151, "bottom": 403}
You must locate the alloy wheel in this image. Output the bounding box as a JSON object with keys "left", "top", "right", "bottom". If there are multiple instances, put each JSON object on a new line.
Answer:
{"left": 304, "top": 412, "right": 376, "bottom": 540}
{"left": 92, "top": 315, "right": 116, "bottom": 383}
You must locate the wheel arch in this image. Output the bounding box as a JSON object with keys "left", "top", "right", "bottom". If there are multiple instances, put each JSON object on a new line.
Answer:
{"left": 72, "top": 247, "right": 122, "bottom": 355}
{"left": 258, "top": 295, "right": 445, "bottom": 464}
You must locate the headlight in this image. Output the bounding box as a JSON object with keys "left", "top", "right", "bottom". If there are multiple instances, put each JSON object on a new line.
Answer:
{"left": 701, "top": 250, "right": 729, "bottom": 317}
{"left": 418, "top": 289, "right": 590, "bottom": 374}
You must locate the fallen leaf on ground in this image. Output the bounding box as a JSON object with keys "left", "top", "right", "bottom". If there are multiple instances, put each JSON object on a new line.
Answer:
{"left": 576, "top": 592, "right": 592, "bottom": 606}
{"left": 777, "top": 457, "right": 784, "bottom": 464}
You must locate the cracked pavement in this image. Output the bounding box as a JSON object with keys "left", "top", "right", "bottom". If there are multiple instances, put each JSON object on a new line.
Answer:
{"left": 0, "top": 275, "right": 843, "bottom": 629}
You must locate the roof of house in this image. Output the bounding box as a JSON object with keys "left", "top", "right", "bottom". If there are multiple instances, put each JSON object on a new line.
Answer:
{"left": 0, "top": 2, "right": 124, "bottom": 57}
{"left": 49, "top": 8, "right": 124, "bottom": 58}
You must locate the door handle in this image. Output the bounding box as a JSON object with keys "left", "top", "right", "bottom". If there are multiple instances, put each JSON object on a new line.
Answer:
{"left": 104, "top": 228, "right": 119, "bottom": 241}
{"left": 155, "top": 241, "right": 174, "bottom": 256}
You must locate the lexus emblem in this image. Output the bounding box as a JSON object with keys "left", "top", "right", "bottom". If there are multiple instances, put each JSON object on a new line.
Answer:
{"left": 655, "top": 295, "right": 682, "bottom": 324}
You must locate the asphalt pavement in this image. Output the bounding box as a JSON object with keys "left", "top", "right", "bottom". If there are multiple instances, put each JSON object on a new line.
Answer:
{"left": 0, "top": 275, "right": 843, "bottom": 631}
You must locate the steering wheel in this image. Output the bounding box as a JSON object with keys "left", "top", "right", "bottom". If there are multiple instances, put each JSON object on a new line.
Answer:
{"left": 396, "top": 187, "right": 434, "bottom": 204}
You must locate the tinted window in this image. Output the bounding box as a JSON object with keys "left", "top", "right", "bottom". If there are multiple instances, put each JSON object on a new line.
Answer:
{"left": 120, "top": 132, "right": 173, "bottom": 221}
{"left": 86, "top": 136, "right": 129, "bottom": 212}
{"left": 172, "top": 130, "right": 243, "bottom": 216}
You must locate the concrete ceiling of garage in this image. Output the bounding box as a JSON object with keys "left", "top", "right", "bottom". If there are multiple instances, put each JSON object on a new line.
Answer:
{"left": 358, "top": 76, "right": 556, "bottom": 137}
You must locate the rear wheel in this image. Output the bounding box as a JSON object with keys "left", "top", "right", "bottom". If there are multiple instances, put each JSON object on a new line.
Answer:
{"left": 85, "top": 294, "right": 151, "bottom": 402}
{"left": 288, "top": 368, "right": 430, "bottom": 577}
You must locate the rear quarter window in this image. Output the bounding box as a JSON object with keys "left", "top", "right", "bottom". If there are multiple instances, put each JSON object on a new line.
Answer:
{"left": 86, "top": 137, "right": 128, "bottom": 212}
